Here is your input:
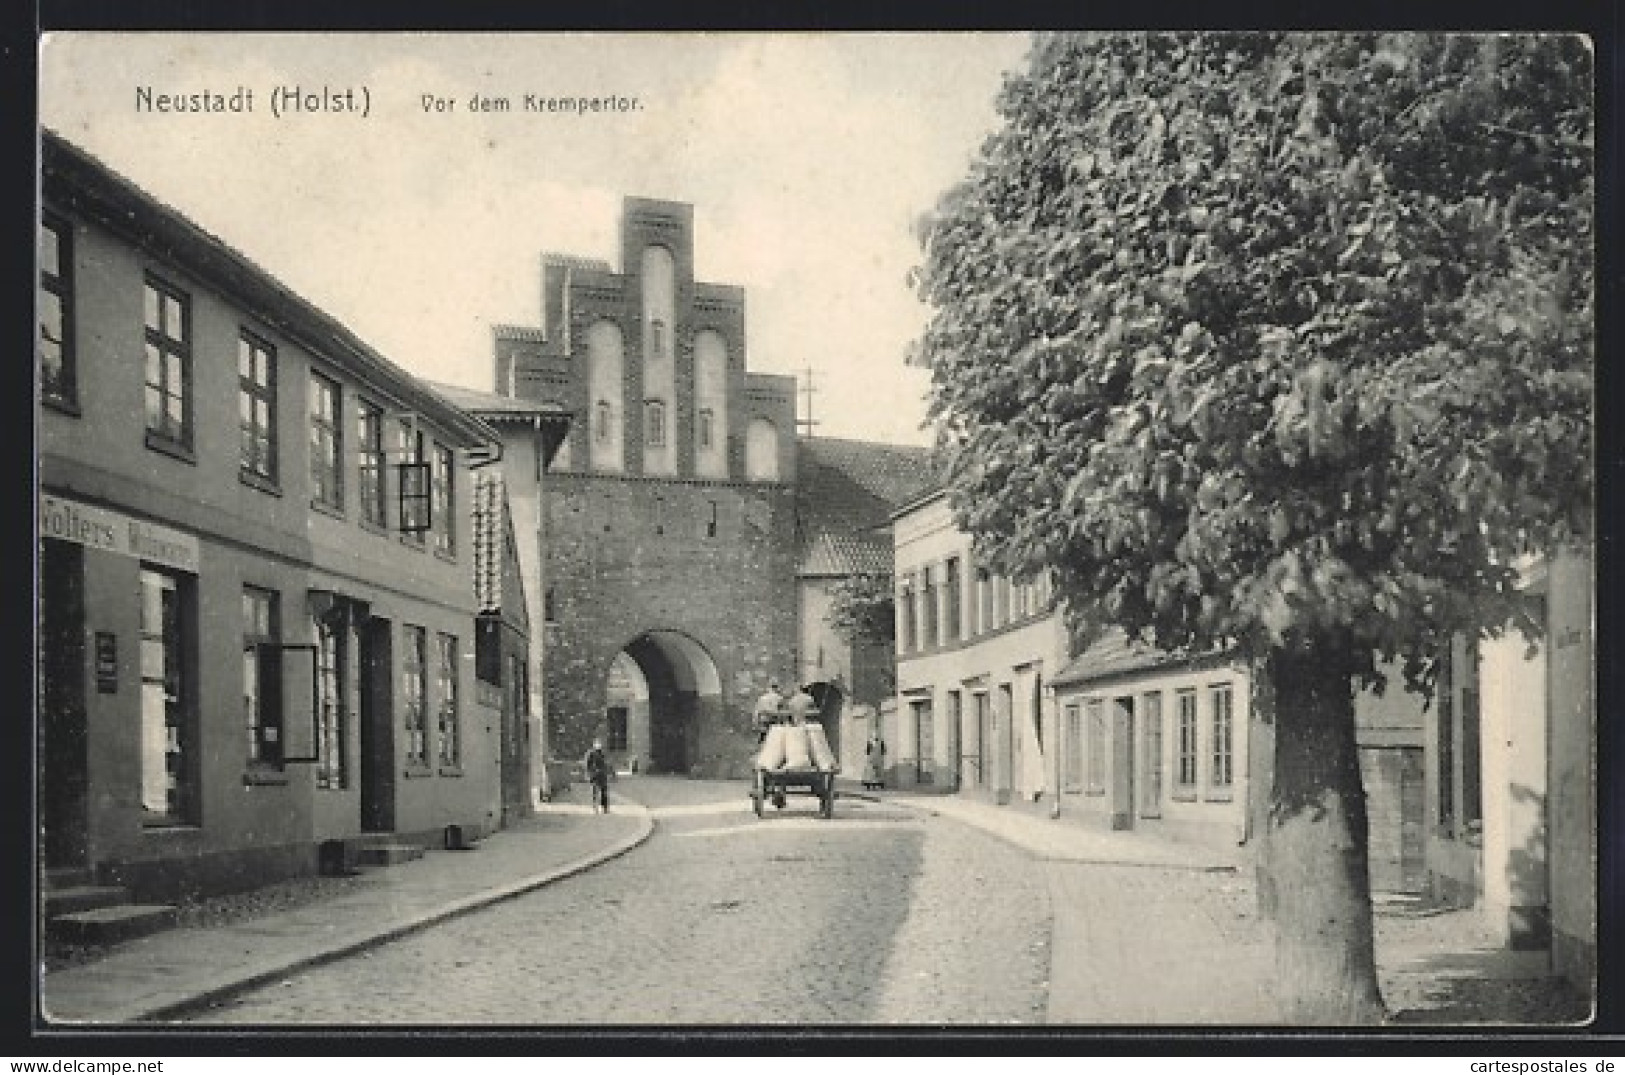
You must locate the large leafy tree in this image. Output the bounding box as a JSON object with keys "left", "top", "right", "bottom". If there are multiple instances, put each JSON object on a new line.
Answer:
{"left": 916, "top": 32, "right": 1592, "bottom": 1023}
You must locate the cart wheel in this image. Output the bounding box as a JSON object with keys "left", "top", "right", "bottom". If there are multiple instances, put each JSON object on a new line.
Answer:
{"left": 752, "top": 790, "right": 763, "bottom": 818}
{"left": 773, "top": 792, "right": 787, "bottom": 810}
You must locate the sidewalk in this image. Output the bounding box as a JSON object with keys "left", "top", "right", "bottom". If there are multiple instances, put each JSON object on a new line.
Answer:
{"left": 39, "top": 785, "right": 652, "bottom": 1026}
{"left": 868, "top": 784, "right": 1244, "bottom": 871}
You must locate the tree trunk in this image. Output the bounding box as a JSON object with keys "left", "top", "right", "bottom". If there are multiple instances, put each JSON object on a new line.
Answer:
{"left": 1248, "top": 650, "right": 1278, "bottom": 921}
{"left": 1268, "top": 641, "right": 1387, "bottom": 1025}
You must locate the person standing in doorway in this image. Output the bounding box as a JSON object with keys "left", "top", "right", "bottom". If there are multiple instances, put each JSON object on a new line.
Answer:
{"left": 585, "top": 738, "right": 612, "bottom": 813}
{"left": 863, "top": 732, "right": 887, "bottom": 790}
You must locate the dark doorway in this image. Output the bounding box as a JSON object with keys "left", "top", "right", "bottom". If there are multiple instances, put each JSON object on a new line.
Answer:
{"left": 359, "top": 616, "right": 395, "bottom": 833}
{"left": 40, "top": 540, "right": 88, "bottom": 869}
{"left": 611, "top": 631, "right": 722, "bottom": 777}
{"left": 806, "top": 681, "right": 845, "bottom": 761}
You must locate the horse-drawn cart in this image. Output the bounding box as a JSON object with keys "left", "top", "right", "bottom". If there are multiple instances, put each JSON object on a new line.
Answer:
{"left": 751, "top": 722, "right": 839, "bottom": 820}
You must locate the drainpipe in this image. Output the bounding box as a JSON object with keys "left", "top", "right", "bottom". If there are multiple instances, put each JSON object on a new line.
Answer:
{"left": 533, "top": 416, "right": 551, "bottom": 806}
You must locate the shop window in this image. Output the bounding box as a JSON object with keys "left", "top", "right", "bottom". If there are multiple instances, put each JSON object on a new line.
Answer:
{"left": 357, "top": 399, "right": 386, "bottom": 527}
{"left": 39, "top": 214, "right": 76, "bottom": 410}
{"left": 437, "top": 632, "right": 460, "bottom": 768}
{"left": 141, "top": 567, "right": 196, "bottom": 823}
{"left": 143, "top": 277, "right": 192, "bottom": 451}
{"left": 242, "top": 586, "right": 282, "bottom": 767}
{"left": 402, "top": 625, "right": 429, "bottom": 767}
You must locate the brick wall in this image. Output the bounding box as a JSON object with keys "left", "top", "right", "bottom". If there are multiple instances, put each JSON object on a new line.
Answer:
{"left": 543, "top": 471, "right": 798, "bottom": 775}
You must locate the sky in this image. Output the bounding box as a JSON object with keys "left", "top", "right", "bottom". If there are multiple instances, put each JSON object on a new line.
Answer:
{"left": 39, "top": 32, "right": 1033, "bottom": 447}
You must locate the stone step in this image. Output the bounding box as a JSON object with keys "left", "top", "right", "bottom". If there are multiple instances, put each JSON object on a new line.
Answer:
{"left": 44, "top": 884, "right": 131, "bottom": 917}
{"left": 354, "top": 843, "right": 425, "bottom": 867}
{"left": 48, "top": 904, "right": 179, "bottom": 947}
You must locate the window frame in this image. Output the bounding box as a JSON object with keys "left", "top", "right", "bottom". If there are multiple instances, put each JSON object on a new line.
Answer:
{"left": 314, "top": 611, "right": 348, "bottom": 789}
{"left": 436, "top": 631, "right": 461, "bottom": 770}
{"left": 645, "top": 399, "right": 667, "bottom": 448}
{"left": 943, "top": 557, "right": 962, "bottom": 642}
{"left": 238, "top": 331, "right": 279, "bottom": 486}
{"left": 697, "top": 407, "right": 714, "bottom": 450}
{"left": 898, "top": 578, "right": 917, "bottom": 654}
{"left": 357, "top": 398, "right": 387, "bottom": 528}
{"left": 431, "top": 441, "right": 455, "bottom": 557}
{"left": 1207, "top": 682, "right": 1234, "bottom": 798}
{"left": 39, "top": 213, "right": 77, "bottom": 411}
{"left": 308, "top": 371, "right": 343, "bottom": 510}
{"left": 140, "top": 567, "right": 196, "bottom": 824}
{"left": 143, "top": 276, "right": 194, "bottom": 452}
{"left": 402, "top": 625, "right": 429, "bottom": 769}
{"left": 397, "top": 421, "right": 428, "bottom": 544}
{"left": 242, "top": 586, "right": 282, "bottom": 769}
{"left": 1174, "top": 688, "right": 1199, "bottom": 799}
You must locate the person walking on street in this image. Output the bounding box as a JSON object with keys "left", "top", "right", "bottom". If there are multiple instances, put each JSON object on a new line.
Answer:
{"left": 585, "top": 738, "right": 612, "bottom": 813}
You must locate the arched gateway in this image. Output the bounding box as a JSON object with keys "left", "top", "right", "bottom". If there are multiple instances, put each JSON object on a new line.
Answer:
{"left": 602, "top": 630, "right": 722, "bottom": 775}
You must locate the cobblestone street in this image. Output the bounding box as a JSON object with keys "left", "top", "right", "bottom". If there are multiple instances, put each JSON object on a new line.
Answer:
{"left": 186, "top": 779, "right": 1050, "bottom": 1025}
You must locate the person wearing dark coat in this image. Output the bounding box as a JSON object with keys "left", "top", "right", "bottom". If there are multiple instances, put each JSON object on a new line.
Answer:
{"left": 584, "top": 738, "right": 612, "bottom": 813}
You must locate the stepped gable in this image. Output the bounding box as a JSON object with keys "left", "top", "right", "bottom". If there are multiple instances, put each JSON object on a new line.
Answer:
{"left": 795, "top": 436, "right": 938, "bottom": 578}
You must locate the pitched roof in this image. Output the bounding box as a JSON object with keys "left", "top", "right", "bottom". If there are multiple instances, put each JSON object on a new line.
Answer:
{"left": 800, "top": 530, "right": 894, "bottom": 578}
{"left": 798, "top": 437, "right": 939, "bottom": 509}
{"left": 795, "top": 437, "right": 938, "bottom": 578}
{"left": 1052, "top": 628, "right": 1235, "bottom": 688}
{"left": 427, "top": 381, "right": 571, "bottom": 422}
{"left": 42, "top": 130, "right": 495, "bottom": 449}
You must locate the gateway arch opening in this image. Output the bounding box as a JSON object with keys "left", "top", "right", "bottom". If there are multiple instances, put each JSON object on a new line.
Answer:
{"left": 603, "top": 631, "right": 722, "bottom": 775}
